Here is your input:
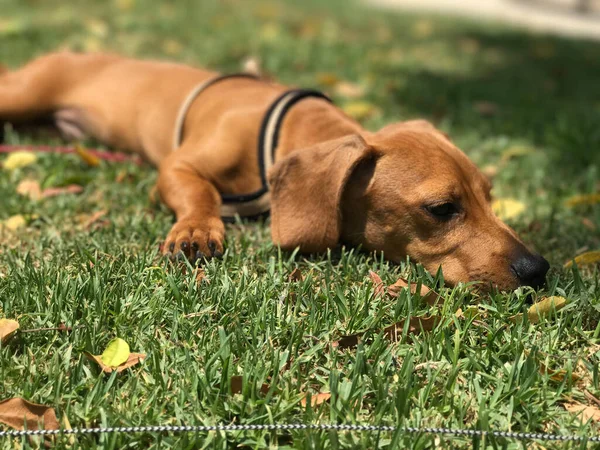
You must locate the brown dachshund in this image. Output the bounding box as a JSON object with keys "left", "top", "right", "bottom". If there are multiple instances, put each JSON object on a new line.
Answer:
{"left": 0, "top": 52, "right": 549, "bottom": 290}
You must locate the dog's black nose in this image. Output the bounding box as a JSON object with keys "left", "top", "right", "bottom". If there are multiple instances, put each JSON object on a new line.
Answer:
{"left": 511, "top": 253, "right": 550, "bottom": 289}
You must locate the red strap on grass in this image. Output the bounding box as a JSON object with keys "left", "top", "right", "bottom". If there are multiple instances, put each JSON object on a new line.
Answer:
{"left": 0, "top": 144, "right": 144, "bottom": 165}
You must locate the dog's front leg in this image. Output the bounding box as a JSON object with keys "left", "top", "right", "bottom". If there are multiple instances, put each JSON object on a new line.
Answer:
{"left": 158, "top": 151, "right": 225, "bottom": 262}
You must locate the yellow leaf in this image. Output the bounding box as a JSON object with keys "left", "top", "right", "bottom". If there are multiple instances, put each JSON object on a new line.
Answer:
{"left": 75, "top": 144, "right": 101, "bottom": 167}
{"left": 500, "top": 145, "right": 536, "bottom": 163}
{"left": 411, "top": 19, "right": 434, "bottom": 39}
{"left": 527, "top": 296, "right": 567, "bottom": 323}
{"left": 161, "top": 39, "right": 183, "bottom": 56}
{"left": 564, "top": 402, "right": 600, "bottom": 423}
{"left": 564, "top": 250, "right": 600, "bottom": 269}
{"left": 342, "top": 101, "right": 379, "bottom": 121}
{"left": 565, "top": 193, "right": 600, "bottom": 207}
{"left": 492, "top": 198, "right": 526, "bottom": 220}
{"left": 3, "top": 151, "right": 37, "bottom": 170}
{"left": 114, "top": 0, "right": 135, "bottom": 11}
{"left": 2, "top": 215, "right": 26, "bottom": 231}
{"left": 316, "top": 72, "right": 339, "bottom": 87}
{"left": 260, "top": 23, "right": 281, "bottom": 42}
{"left": 16, "top": 179, "right": 42, "bottom": 200}
{"left": 0, "top": 319, "right": 19, "bottom": 344}
{"left": 84, "top": 18, "right": 108, "bottom": 37}
{"left": 101, "top": 338, "right": 130, "bottom": 367}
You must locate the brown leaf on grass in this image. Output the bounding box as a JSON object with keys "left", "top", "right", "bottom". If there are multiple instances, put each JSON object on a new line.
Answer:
{"left": 230, "top": 376, "right": 270, "bottom": 395}
{"left": 384, "top": 315, "right": 439, "bottom": 341}
{"left": 42, "top": 184, "right": 83, "bottom": 198}
{"left": 473, "top": 101, "right": 498, "bottom": 117}
{"left": 300, "top": 392, "right": 331, "bottom": 407}
{"left": 368, "top": 271, "right": 385, "bottom": 297}
{"left": 84, "top": 352, "right": 146, "bottom": 373}
{"left": 75, "top": 144, "right": 101, "bottom": 167}
{"left": 16, "top": 179, "right": 42, "bottom": 200}
{"left": 581, "top": 218, "right": 596, "bottom": 232}
{"left": 0, "top": 318, "right": 19, "bottom": 344}
{"left": 193, "top": 268, "right": 207, "bottom": 286}
{"left": 1, "top": 214, "right": 27, "bottom": 231}
{"left": 289, "top": 268, "right": 303, "bottom": 282}
{"left": 539, "top": 361, "right": 581, "bottom": 383}
{"left": 0, "top": 398, "right": 60, "bottom": 431}
{"left": 564, "top": 402, "right": 600, "bottom": 423}
{"left": 388, "top": 277, "right": 440, "bottom": 306}
{"left": 332, "top": 333, "right": 361, "bottom": 350}
{"left": 82, "top": 210, "right": 109, "bottom": 230}
{"left": 564, "top": 250, "right": 600, "bottom": 269}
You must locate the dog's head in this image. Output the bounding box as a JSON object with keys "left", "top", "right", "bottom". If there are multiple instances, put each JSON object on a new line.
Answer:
{"left": 268, "top": 120, "right": 549, "bottom": 290}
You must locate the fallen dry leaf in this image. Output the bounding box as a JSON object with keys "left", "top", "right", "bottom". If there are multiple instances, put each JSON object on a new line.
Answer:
{"left": 161, "top": 39, "right": 183, "bottom": 56}
{"left": 0, "top": 398, "right": 60, "bottom": 431}
{"left": 16, "top": 179, "right": 42, "bottom": 200}
{"left": 473, "top": 101, "right": 498, "bottom": 117}
{"left": 565, "top": 193, "right": 600, "bottom": 207}
{"left": 492, "top": 198, "right": 526, "bottom": 220}
{"left": 512, "top": 296, "right": 568, "bottom": 323}
{"left": 384, "top": 315, "right": 439, "bottom": 341}
{"left": 368, "top": 271, "right": 385, "bottom": 297}
{"left": 332, "top": 333, "right": 361, "bottom": 350}
{"left": 581, "top": 218, "right": 596, "bottom": 232}
{"left": 539, "top": 360, "right": 581, "bottom": 383}
{"left": 411, "top": 19, "right": 434, "bottom": 38}
{"left": 316, "top": 72, "right": 339, "bottom": 87}
{"left": 342, "top": 101, "right": 379, "bottom": 121}
{"left": 230, "top": 376, "right": 270, "bottom": 395}
{"left": 82, "top": 209, "right": 108, "bottom": 229}
{"left": 564, "top": 250, "right": 600, "bottom": 269}
{"left": 0, "top": 318, "right": 19, "bottom": 344}
{"left": 300, "top": 392, "right": 331, "bottom": 407}
{"left": 388, "top": 277, "right": 440, "bottom": 306}
{"left": 3, "top": 151, "right": 37, "bottom": 170}
{"left": 289, "top": 268, "right": 303, "bottom": 282}
{"left": 335, "top": 81, "right": 365, "bottom": 99}
{"left": 481, "top": 164, "right": 499, "bottom": 179}
{"left": 2, "top": 214, "right": 27, "bottom": 231}
{"left": 500, "top": 145, "right": 536, "bottom": 164}
{"left": 193, "top": 268, "right": 206, "bottom": 286}
{"left": 75, "top": 144, "right": 101, "bottom": 167}
{"left": 84, "top": 352, "right": 146, "bottom": 373}
{"left": 564, "top": 402, "right": 600, "bottom": 423}
{"left": 42, "top": 184, "right": 83, "bottom": 198}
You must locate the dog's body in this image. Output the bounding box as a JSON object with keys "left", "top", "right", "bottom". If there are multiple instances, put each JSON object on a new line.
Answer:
{"left": 1, "top": 52, "right": 549, "bottom": 290}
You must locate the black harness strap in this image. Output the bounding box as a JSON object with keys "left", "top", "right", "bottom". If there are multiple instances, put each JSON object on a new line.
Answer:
{"left": 220, "top": 89, "right": 331, "bottom": 214}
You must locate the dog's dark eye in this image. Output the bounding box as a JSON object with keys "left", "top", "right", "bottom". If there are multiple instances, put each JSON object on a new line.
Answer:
{"left": 426, "top": 202, "right": 458, "bottom": 219}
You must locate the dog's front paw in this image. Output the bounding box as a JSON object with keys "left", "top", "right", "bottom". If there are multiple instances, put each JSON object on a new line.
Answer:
{"left": 163, "top": 216, "right": 224, "bottom": 263}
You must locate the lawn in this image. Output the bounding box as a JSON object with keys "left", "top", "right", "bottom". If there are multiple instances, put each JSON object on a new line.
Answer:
{"left": 1, "top": 0, "right": 599, "bottom": 448}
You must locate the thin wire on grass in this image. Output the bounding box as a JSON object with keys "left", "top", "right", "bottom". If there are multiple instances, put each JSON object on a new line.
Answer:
{"left": 0, "top": 423, "right": 598, "bottom": 443}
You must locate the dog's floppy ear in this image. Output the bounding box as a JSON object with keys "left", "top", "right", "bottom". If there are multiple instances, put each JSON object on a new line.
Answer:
{"left": 269, "top": 134, "right": 375, "bottom": 253}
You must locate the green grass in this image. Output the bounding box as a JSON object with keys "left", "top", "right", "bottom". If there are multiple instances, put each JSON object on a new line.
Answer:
{"left": 1, "top": 0, "right": 600, "bottom": 448}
